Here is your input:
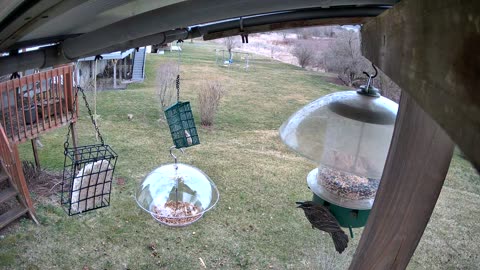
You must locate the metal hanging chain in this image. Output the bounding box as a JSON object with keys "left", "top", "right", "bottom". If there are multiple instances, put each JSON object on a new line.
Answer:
{"left": 80, "top": 86, "right": 104, "bottom": 145}
{"left": 176, "top": 39, "right": 183, "bottom": 102}
{"left": 176, "top": 74, "right": 180, "bottom": 102}
{"left": 64, "top": 86, "right": 105, "bottom": 151}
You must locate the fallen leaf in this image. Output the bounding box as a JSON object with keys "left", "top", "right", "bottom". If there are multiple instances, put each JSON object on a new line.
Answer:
{"left": 116, "top": 178, "right": 126, "bottom": 186}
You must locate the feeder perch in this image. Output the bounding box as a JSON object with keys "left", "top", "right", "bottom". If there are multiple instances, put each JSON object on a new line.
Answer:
{"left": 280, "top": 90, "right": 398, "bottom": 229}
{"left": 136, "top": 148, "right": 218, "bottom": 227}
{"left": 165, "top": 101, "right": 200, "bottom": 149}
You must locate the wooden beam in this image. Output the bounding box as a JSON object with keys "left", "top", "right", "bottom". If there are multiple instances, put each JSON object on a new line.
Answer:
{"left": 119, "top": 59, "right": 122, "bottom": 82}
{"left": 113, "top": 60, "right": 117, "bottom": 89}
{"left": 361, "top": 0, "right": 480, "bottom": 169}
{"left": 31, "top": 138, "right": 40, "bottom": 170}
{"left": 349, "top": 92, "right": 454, "bottom": 269}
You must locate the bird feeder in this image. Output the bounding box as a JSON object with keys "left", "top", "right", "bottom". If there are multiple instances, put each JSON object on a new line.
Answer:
{"left": 280, "top": 84, "right": 398, "bottom": 229}
{"left": 165, "top": 101, "right": 200, "bottom": 149}
{"left": 135, "top": 147, "right": 218, "bottom": 226}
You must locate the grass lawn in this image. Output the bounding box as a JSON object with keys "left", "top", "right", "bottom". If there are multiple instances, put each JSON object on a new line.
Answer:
{"left": 1, "top": 42, "right": 479, "bottom": 269}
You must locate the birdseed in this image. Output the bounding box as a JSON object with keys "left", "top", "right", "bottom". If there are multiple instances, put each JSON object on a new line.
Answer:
{"left": 152, "top": 200, "right": 202, "bottom": 226}
{"left": 318, "top": 166, "right": 379, "bottom": 200}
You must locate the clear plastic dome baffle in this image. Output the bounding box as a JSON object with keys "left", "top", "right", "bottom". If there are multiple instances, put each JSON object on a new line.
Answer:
{"left": 280, "top": 91, "right": 398, "bottom": 180}
{"left": 136, "top": 163, "right": 219, "bottom": 226}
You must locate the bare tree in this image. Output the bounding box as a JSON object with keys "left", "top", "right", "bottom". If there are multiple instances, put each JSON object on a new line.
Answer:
{"left": 295, "top": 28, "right": 312, "bottom": 40}
{"left": 223, "top": 37, "right": 239, "bottom": 60}
{"left": 292, "top": 41, "right": 316, "bottom": 68}
{"left": 322, "top": 29, "right": 401, "bottom": 101}
{"left": 270, "top": 46, "right": 276, "bottom": 59}
{"left": 156, "top": 62, "right": 178, "bottom": 111}
{"left": 318, "top": 26, "right": 336, "bottom": 37}
{"left": 323, "top": 30, "right": 368, "bottom": 86}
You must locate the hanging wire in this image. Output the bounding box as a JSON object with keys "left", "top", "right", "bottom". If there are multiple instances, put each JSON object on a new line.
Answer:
{"left": 170, "top": 145, "right": 185, "bottom": 206}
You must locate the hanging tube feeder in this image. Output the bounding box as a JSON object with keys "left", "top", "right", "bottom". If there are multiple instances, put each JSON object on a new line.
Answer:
{"left": 280, "top": 68, "right": 398, "bottom": 229}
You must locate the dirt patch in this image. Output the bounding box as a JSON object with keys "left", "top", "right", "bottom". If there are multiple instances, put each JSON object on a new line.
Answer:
{"left": 23, "top": 161, "right": 63, "bottom": 199}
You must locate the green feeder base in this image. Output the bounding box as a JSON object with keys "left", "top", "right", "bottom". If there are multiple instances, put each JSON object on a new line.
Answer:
{"left": 312, "top": 193, "right": 370, "bottom": 235}
{"left": 164, "top": 101, "right": 200, "bottom": 148}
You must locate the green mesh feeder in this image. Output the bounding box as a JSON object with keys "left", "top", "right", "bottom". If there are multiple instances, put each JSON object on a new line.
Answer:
{"left": 165, "top": 101, "right": 200, "bottom": 149}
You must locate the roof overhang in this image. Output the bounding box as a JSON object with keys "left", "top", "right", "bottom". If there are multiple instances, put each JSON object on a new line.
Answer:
{"left": 0, "top": 0, "right": 399, "bottom": 75}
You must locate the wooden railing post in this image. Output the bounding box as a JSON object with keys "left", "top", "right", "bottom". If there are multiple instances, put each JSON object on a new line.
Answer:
{"left": 11, "top": 144, "right": 36, "bottom": 214}
{"left": 64, "top": 67, "right": 74, "bottom": 112}
{"left": 349, "top": 93, "right": 454, "bottom": 269}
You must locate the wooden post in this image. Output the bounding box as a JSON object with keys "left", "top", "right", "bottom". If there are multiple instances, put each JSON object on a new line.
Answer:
{"left": 349, "top": 93, "right": 454, "bottom": 270}
{"left": 90, "top": 61, "right": 94, "bottom": 79}
{"left": 119, "top": 59, "right": 122, "bottom": 82}
{"left": 94, "top": 59, "right": 98, "bottom": 141}
{"left": 65, "top": 69, "right": 74, "bottom": 111}
{"left": 123, "top": 57, "right": 127, "bottom": 78}
{"left": 113, "top": 59, "right": 117, "bottom": 89}
{"left": 31, "top": 138, "right": 40, "bottom": 170}
{"left": 360, "top": 0, "right": 480, "bottom": 169}
{"left": 70, "top": 122, "right": 79, "bottom": 161}
{"left": 12, "top": 144, "right": 38, "bottom": 224}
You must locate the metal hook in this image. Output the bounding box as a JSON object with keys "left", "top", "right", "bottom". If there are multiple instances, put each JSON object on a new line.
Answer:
{"left": 363, "top": 62, "right": 378, "bottom": 79}
{"left": 358, "top": 62, "right": 380, "bottom": 97}
{"left": 169, "top": 145, "right": 184, "bottom": 164}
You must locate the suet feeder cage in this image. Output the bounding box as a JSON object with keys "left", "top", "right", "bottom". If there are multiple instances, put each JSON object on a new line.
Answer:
{"left": 62, "top": 144, "right": 118, "bottom": 215}
{"left": 280, "top": 88, "right": 398, "bottom": 229}
{"left": 136, "top": 148, "right": 218, "bottom": 227}
{"left": 61, "top": 87, "right": 118, "bottom": 216}
{"left": 165, "top": 101, "right": 200, "bottom": 149}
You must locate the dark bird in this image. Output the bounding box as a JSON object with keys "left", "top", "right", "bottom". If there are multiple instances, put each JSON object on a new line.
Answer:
{"left": 296, "top": 201, "right": 349, "bottom": 253}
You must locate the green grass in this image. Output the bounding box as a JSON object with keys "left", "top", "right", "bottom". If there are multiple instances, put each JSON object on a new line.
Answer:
{"left": 1, "top": 41, "right": 479, "bottom": 269}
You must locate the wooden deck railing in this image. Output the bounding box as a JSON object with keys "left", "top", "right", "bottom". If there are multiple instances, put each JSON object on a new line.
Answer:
{"left": 0, "top": 65, "right": 77, "bottom": 144}
{"left": 0, "top": 123, "right": 35, "bottom": 214}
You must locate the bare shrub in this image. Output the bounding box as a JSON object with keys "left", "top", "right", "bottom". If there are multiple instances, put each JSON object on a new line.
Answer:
{"left": 323, "top": 30, "right": 368, "bottom": 86}
{"left": 198, "top": 81, "right": 225, "bottom": 126}
{"left": 322, "top": 29, "right": 401, "bottom": 101}
{"left": 292, "top": 41, "right": 316, "bottom": 68}
{"left": 295, "top": 28, "right": 312, "bottom": 40}
{"left": 222, "top": 37, "right": 239, "bottom": 60}
{"left": 156, "top": 62, "right": 178, "bottom": 110}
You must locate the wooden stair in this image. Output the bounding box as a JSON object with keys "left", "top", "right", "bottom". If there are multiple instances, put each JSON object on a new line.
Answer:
{"left": 0, "top": 162, "right": 37, "bottom": 230}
